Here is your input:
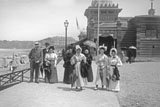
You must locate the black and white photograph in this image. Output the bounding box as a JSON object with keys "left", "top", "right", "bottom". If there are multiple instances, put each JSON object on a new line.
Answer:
{"left": 0, "top": 0, "right": 160, "bottom": 107}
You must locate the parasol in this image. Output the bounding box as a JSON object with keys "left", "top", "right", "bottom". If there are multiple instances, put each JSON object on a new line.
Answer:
{"left": 129, "top": 46, "right": 137, "bottom": 49}
{"left": 83, "top": 40, "right": 97, "bottom": 48}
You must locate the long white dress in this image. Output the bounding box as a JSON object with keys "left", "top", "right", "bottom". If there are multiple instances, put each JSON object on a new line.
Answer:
{"left": 95, "top": 54, "right": 110, "bottom": 87}
{"left": 71, "top": 53, "right": 87, "bottom": 88}
{"left": 109, "top": 55, "right": 122, "bottom": 91}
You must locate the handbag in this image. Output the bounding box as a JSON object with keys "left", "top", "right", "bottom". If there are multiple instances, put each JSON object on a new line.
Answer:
{"left": 112, "top": 66, "right": 120, "bottom": 81}
{"left": 80, "top": 61, "right": 88, "bottom": 78}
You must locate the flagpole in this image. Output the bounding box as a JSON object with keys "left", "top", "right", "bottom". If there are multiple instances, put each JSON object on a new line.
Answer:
{"left": 76, "top": 17, "right": 80, "bottom": 30}
{"left": 97, "top": 0, "right": 100, "bottom": 55}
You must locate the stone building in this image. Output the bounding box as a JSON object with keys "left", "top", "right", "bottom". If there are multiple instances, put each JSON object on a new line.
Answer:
{"left": 131, "top": 1, "right": 160, "bottom": 57}
{"left": 84, "top": 0, "right": 160, "bottom": 57}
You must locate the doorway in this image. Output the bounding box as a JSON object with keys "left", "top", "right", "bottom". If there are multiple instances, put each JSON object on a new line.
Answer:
{"left": 99, "top": 35, "right": 116, "bottom": 55}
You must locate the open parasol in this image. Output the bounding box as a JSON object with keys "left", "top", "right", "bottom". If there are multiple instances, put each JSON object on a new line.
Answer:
{"left": 129, "top": 46, "right": 137, "bottom": 49}
{"left": 83, "top": 40, "right": 97, "bottom": 48}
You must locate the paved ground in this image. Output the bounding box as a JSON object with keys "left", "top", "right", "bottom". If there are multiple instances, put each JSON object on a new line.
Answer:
{"left": 0, "top": 61, "right": 120, "bottom": 107}
{"left": 117, "top": 62, "right": 160, "bottom": 107}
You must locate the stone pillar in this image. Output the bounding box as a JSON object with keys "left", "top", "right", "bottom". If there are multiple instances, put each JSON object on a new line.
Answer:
{"left": 116, "top": 20, "right": 122, "bottom": 55}
{"left": 117, "top": 34, "right": 121, "bottom": 55}
{"left": 136, "top": 33, "right": 141, "bottom": 57}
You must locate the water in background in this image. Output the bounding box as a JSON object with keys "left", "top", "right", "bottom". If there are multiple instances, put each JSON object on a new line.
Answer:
{"left": 0, "top": 49, "right": 30, "bottom": 67}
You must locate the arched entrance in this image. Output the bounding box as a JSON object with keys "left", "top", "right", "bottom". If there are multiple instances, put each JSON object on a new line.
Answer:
{"left": 99, "top": 35, "right": 117, "bottom": 55}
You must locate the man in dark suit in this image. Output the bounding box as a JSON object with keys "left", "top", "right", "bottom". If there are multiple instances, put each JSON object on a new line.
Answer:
{"left": 43, "top": 42, "right": 50, "bottom": 59}
{"left": 42, "top": 42, "right": 50, "bottom": 82}
{"left": 28, "top": 42, "right": 43, "bottom": 83}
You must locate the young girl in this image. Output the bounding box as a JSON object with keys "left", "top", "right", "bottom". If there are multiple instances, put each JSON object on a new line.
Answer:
{"left": 95, "top": 45, "right": 110, "bottom": 90}
{"left": 109, "top": 48, "right": 122, "bottom": 92}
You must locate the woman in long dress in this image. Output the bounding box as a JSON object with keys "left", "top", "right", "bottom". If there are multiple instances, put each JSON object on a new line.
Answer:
{"left": 63, "top": 48, "right": 74, "bottom": 84}
{"left": 45, "top": 46, "right": 58, "bottom": 83}
{"left": 109, "top": 48, "right": 122, "bottom": 92}
{"left": 95, "top": 46, "right": 110, "bottom": 90}
{"left": 71, "top": 45, "right": 87, "bottom": 90}
{"left": 83, "top": 48, "right": 93, "bottom": 82}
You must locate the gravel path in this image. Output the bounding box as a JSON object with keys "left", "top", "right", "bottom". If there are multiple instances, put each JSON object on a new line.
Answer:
{"left": 117, "top": 62, "right": 160, "bottom": 107}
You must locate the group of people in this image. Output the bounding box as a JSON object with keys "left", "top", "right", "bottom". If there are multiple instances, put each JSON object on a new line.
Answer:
{"left": 28, "top": 42, "right": 58, "bottom": 83}
{"left": 63, "top": 45, "right": 93, "bottom": 89}
{"left": 63, "top": 45, "right": 122, "bottom": 92}
{"left": 28, "top": 41, "right": 122, "bottom": 92}
{"left": 95, "top": 46, "right": 122, "bottom": 92}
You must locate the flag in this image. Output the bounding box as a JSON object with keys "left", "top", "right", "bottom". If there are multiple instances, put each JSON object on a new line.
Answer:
{"left": 76, "top": 17, "right": 80, "bottom": 30}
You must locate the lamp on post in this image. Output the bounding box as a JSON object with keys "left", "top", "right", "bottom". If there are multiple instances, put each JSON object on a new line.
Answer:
{"left": 64, "top": 20, "right": 69, "bottom": 50}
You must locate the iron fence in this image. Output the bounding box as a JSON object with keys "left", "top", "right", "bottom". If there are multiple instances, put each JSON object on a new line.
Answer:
{"left": 0, "top": 68, "right": 30, "bottom": 86}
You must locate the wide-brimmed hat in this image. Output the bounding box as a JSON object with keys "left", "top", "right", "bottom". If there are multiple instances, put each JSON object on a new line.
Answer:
{"left": 99, "top": 45, "right": 107, "bottom": 51}
{"left": 49, "top": 46, "right": 55, "bottom": 50}
{"left": 110, "top": 48, "right": 117, "bottom": 56}
{"left": 34, "top": 42, "right": 39, "bottom": 45}
{"left": 75, "top": 45, "right": 82, "bottom": 51}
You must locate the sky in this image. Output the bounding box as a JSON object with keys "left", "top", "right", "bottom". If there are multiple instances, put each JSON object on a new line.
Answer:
{"left": 0, "top": 0, "right": 160, "bottom": 41}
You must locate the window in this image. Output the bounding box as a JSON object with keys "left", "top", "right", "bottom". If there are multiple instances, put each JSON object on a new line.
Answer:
{"left": 146, "top": 30, "right": 157, "bottom": 38}
{"left": 94, "top": 11, "right": 98, "bottom": 14}
{"left": 101, "top": 10, "right": 106, "bottom": 14}
{"left": 108, "top": 10, "right": 114, "bottom": 14}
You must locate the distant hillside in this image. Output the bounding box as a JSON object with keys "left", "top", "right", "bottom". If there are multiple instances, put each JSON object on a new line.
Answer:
{"left": 39, "top": 36, "right": 77, "bottom": 49}
{"left": 0, "top": 36, "right": 77, "bottom": 49}
{"left": 0, "top": 40, "right": 34, "bottom": 49}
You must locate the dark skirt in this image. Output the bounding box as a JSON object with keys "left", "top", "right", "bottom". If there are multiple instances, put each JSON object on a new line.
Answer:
{"left": 63, "top": 65, "right": 74, "bottom": 84}
{"left": 50, "top": 62, "right": 58, "bottom": 83}
{"left": 41, "top": 62, "right": 50, "bottom": 83}
{"left": 44, "top": 67, "right": 51, "bottom": 83}
{"left": 87, "top": 65, "right": 93, "bottom": 82}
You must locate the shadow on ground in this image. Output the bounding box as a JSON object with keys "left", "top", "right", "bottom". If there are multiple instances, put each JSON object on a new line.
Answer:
{"left": 0, "top": 82, "right": 20, "bottom": 91}
{"left": 57, "top": 86, "right": 86, "bottom": 92}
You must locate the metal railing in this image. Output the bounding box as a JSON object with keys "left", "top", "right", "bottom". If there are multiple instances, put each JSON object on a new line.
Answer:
{"left": 0, "top": 68, "right": 30, "bottom": 86}
{"left": 0, "top": 57, "right": 62, "bottom": 87}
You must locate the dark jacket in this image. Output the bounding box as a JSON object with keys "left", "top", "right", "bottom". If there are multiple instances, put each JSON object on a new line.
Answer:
{"left": 63, "top": 52, "right": 73, "bottom": 68}
{"left": 43, "top": 48, "right": 49, "bottom": 61}
{"left": 28, "top": 47, "right": 43, "bottom": 63}
{"left": 84, "top": 53, "right": 93, "bottom": 65}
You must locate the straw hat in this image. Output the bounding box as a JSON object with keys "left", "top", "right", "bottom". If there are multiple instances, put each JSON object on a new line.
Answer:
{"left": 34, "top": 42, "right": 39, "bottom": 45}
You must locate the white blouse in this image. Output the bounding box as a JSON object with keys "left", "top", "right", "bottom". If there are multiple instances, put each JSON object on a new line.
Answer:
{"left": 96, "top": 54, "right": 109, "bottom": 69}
{"left": 71, "top": 53, "right": 86, "bottom": 65}
{"left": 45, "top": 53, "right": 57, "bottom": 65}
{"left": 110, "top": 55, "right": 122, "bottom": 67}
